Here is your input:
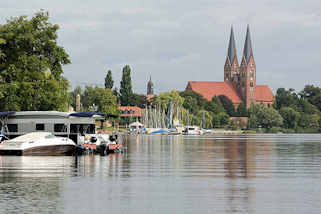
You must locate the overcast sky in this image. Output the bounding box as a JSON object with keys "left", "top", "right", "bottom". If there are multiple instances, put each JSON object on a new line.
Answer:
{"left": 1, "top": 0, "right": 321, "bottom": 94}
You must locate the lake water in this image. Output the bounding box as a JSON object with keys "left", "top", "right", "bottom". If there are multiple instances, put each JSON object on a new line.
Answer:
{"left": 0, "top": 134, "right": 321, "bottom": 214}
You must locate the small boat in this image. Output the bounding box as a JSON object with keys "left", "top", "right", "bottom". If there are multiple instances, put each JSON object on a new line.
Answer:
{"left": 0, "top": 132, "right": 77, "bottom": 156}
{"left": 79, "top": 133, "right": 122, "bottom": 155}
{"left": 182, "top": 126, "right": 203, "bottom": 135}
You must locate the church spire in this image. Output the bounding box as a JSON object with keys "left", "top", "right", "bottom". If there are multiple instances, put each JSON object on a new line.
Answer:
{"left": 227, "top": 26, "right": 237, "bottom": 64}
{"left": 243, "top": 25, "right": 254, "bottom": 63}
{"left": 147, "top": 75, "right": 154, "bottom": 95}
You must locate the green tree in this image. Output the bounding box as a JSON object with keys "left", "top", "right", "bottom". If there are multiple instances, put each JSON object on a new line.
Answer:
{"left": 119, "top": 65, "right": 133, "bottom": 106}
{"left": 80, "top": 86, "right": 119, "bottom": 115}
{"left": 279, "top": 107, "right": 300, "bottom": 129}
{"left": 248, "top": 104, "right": 283, "bottom": 129}
{"left": 274, "top": 88, "right": 299, "bottom": 110}
{"left": 205, "top": 96, "right": 225, "bottom": 115}
{"left": 131, "top": 93, "right": 147, "bottom": 108}
{"left": 152, "top": 90, "right": 184, "bottom": 112}
{"left": 0, "top": 10, "right": 70, "bottom": 111}
{"left": 300, "top": 85, "right": 321, "bottom": 111}
{"left": 212, "top": 112, "right": 229, "bottom": 128}
{"left": 180, "top": 90, "right": 208, "bottom": 111}
{"left": 93, "top": 88, "right": 119, "bottom": 115}
{"left": 236, "top": 102, "right": 247, "bottom": 117}
{"left": 104, "top": 70, "right": 114, "bottom": 89}
{"left": 197, "top": 110, "right": 212, "bottom": 129}
{"left": 218, "top": 95, "right": 236, "bottom": 116}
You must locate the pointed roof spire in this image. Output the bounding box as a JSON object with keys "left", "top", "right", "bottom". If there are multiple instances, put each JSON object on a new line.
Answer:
{"left": 227, "top": 26, "right": 237, "bottom": 64}
{"left": 147, "top": 75, "right": 154, "bottom": 95}
{"left": 243, "top": 25, "right": 254, "bottom": 63}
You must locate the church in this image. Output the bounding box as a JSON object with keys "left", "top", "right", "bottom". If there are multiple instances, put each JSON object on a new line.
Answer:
{"left": 186, "top": 26, "right": 274, "bottom": 108}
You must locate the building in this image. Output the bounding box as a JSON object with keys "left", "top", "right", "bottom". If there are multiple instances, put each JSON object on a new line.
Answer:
{"left": 118, "top": 106, "right": 142, "bottom": 118}
{"left": 186, "top": 26, "right": 274, "bottom": 108}
{"left": 146, "top": 76, "right": 155, "bottom": 100}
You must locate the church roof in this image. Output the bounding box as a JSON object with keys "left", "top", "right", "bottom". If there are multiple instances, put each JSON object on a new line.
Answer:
{"left": 243, "top": 25, "right": 254, "bottom": 63}
{"left": 227, "top": 26, "right": 237, "bottom": 64}
{"left": 186, "top": 81, "right": 242, "bottom": 103}
{"left": 186, "top": 81, "right": 274, "bottom": 104}
{"left": 255, "top": 85, "right": 274, "bottom": 102}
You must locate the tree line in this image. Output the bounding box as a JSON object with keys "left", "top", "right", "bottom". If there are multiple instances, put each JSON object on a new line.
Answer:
{"left": 0, "top": 11, "right": 320, "bottom": 133}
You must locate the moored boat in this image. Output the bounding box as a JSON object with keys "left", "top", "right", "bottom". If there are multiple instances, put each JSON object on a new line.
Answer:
{"left": 79, "top": 133, "right": 123, "bottom": 155}
{"left": 182, "top": 126, "right": 203, "bottom": 135}
{"left": 0, "top": 132, "right": 77, "bottom": 156}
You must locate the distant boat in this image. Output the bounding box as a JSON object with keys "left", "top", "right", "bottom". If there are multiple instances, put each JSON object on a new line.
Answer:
{"left": 182, "top": 126, "right": 203, "bottom": 135}
{"left": 0, "top": 132, "right": 77, "bottom": 156}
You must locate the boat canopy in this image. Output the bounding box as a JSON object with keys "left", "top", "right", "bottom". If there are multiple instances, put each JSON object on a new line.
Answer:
{"left": 0, "top": 112, "right": 15, "bottom": 117}
{"left": 69, "top": 112, "right": 117, "bottom": 118}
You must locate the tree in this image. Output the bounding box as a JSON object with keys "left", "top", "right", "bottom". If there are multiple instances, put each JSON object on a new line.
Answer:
{"left": 119, "top": 65, "right": 133, "bottom": 106}
{"left": 152, "top": 90, "right": 184, "bottom": 112}
{"left": 180, "top": 90, "right": 208, "bottom": 110}
{"left": 92, "top": 88, "right": 119, "bottom": 115}
{"left": 218, "top": 95, "right": 236, "bottom": 116}
{"left": 212, "top": 112, "right": 229, "bottom": 128}
{"left": 274, "top": 88, "right": 299, "bottom": 110}
{"left": 248, "top": 104, "right": 283, "bottom": 129}
{"left": 131, "top": 93, "right": 147, "bottom": 108}
{"left": 205, "top": 96, "right": 225, "bottom": 115}
{"left": 236, "top": 103, "right": 247, "bottom": 117}
{"left": 182, "top": 96, "right": 199, "bottom": 114}
{"left": 300, "top": 85, "right": 321, "bottom": 111}
{"left": 0, "top": 10, "right": 71, "bottom": 111}
{"left": 279, "top": 107, "right": 300, "bottom": 129}
{"left": 80, "top": 86, "right": 119, "bottom": 115}
{"left": 104, "top": 70, "right": 114, "bottom": 89}
{"left": 196, "top": 110, "right": 212, "bottom": 129}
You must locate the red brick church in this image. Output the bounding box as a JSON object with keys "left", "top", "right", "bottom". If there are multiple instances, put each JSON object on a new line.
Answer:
{"left": 186, "top": 26, "right": 274, "bottom": 108}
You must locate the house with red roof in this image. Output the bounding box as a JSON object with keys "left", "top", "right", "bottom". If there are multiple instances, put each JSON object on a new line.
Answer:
{"left": 186, "top": 26, "right": 274, "bottom": 108}
{"left": 118, "top": 106, "right": 142, "bottom": 118}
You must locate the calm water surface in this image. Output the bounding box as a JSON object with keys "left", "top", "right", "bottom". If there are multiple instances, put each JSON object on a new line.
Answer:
{"left": 0, "top": 134, "right": 321, "bottom": 214}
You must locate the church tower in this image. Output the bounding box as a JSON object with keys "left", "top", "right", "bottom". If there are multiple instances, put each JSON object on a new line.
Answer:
{"left": 224, "top": 26, "right": 239, "bottom": 86}
{"left": 147, "top": 76, "right": 154, "bottom": 95}
{"left": 240, "top": 25, "right": 256, "bottom": 108}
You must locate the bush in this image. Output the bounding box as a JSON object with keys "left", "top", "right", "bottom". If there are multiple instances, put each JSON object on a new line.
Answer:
{"left": 243, "top": 130, "right": 257, "bottom": 134}
{"left": 282, "top": 128, "right": 295, "bottom": 134}
{"left": 268, "top": 127, "right": 282, "bottom": 133}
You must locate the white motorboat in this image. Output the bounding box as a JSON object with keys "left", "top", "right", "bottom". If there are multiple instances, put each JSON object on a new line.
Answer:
{"left": 182, "top": 126, "right": 203, "bottom": 135}
{"left": 0, "top": 132, "right": 77, "bottom": 156}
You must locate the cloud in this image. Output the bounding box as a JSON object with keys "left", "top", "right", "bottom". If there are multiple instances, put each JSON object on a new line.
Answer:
{"left": 1, "top": 0, "right": 321, "bottom": 94}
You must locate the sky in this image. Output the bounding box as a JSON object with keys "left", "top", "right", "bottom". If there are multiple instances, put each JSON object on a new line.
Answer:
{"left": 1, "top": 0, "right": 321, "bottom": 94}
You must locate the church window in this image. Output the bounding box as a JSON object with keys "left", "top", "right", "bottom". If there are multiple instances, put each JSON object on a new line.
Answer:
{"left": 250, "top": 82, "right": 254, "bottom": 87}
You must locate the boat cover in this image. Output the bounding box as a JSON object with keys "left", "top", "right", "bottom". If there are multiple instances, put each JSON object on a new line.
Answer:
{"left": 69, "top": 112, "right": 117, "bottom": 118}
{"left": 0, "top": 112, "right": 15, "bottom": 117}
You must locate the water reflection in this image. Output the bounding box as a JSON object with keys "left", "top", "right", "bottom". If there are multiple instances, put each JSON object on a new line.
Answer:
{"left": 0, "top": 134, "right": 321, "bottom": 214}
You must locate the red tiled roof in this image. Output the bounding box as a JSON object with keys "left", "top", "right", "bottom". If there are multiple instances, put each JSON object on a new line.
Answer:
{"left": 186, "top": 81, "right": 242, "bottom": 103}
{"left": 146, "top": 94, "right": 155, "bottom": 99}
{"left": 118, "top": 106, "right": 142, "bottom": 117}
{"left": 255, "top": 85, "right": 274, "bottom": 102}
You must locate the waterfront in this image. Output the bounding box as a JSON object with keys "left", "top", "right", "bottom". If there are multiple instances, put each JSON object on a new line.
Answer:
{"left": 0, "top": 134, "right": 321, "bottom": 214}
